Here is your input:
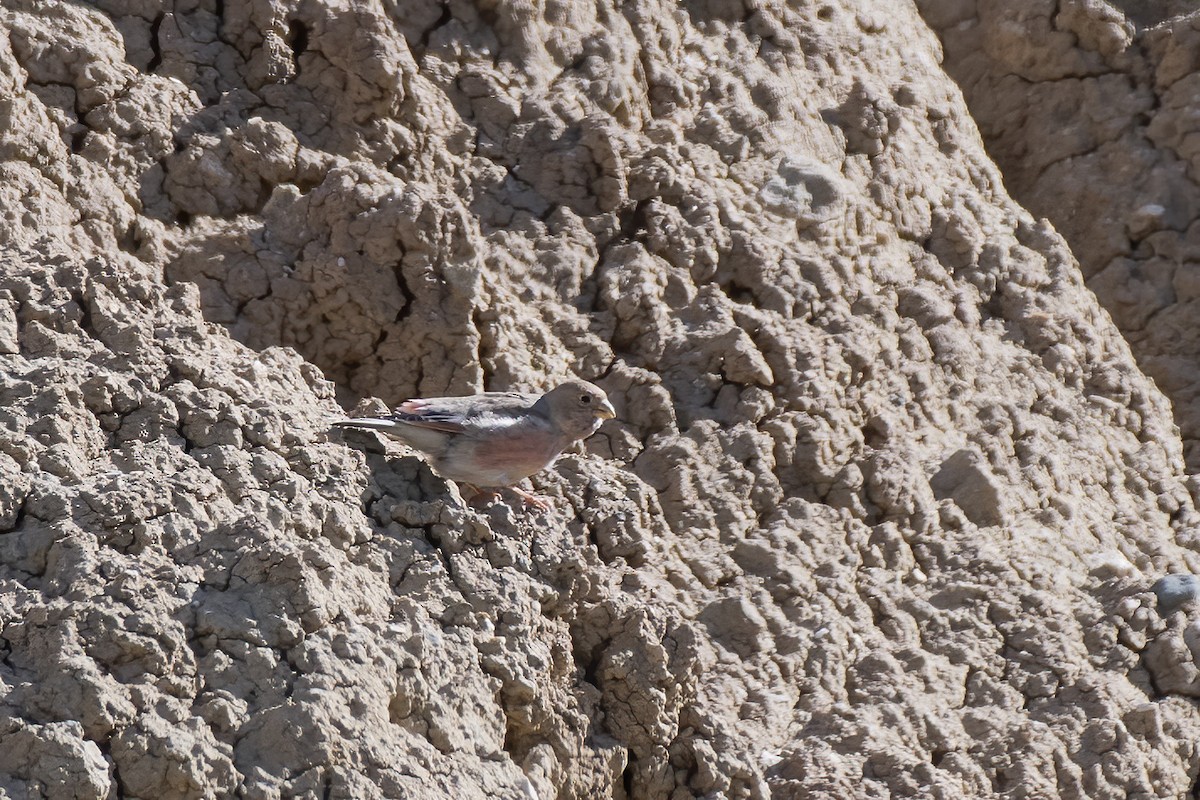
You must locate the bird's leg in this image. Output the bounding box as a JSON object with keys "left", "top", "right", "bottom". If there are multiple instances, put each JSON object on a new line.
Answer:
{"left": 461, "top": 483, "right": 501, "bottom": 508}
{"left": 508, "top": 485, "right": 553, "bottom": 511}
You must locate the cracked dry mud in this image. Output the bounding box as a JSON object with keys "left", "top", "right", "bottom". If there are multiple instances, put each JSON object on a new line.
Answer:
{"left": 917, "top": 0, "right": 1200, "bottom": 474}
{"left": 2, "top": 0, "right": 1200, "bottom": 798}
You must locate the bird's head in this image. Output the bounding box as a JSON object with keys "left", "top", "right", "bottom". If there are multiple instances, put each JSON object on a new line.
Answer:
{"left": 540, "top": 379, "right": 616, "bottom": 439}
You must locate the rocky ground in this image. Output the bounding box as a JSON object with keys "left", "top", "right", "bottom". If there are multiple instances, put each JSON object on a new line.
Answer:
{"left": 1, "top": 0, "right": 1200, "bottom": 798}
{"left": 918, "top": 0, "right": 1200, "bottom": 472}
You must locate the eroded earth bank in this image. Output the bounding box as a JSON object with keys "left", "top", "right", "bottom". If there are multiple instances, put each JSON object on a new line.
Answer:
{"left": 2, "top": 0, "right": 1200, "bottom": 798}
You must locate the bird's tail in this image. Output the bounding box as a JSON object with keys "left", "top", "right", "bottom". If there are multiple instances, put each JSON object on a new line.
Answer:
{"left": 331, "top": 418, "right": 398, "bottom": 432}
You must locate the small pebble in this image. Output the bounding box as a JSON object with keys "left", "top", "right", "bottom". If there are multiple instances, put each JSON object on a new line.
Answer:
{"left": 1152, "top": 574, "right": 1200, "bottom": 616}
{"left": 1087, "top": 550, "right": 1136, "bottom": 579}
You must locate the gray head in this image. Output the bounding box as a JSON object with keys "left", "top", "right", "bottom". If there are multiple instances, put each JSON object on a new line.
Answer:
{"left": 537, "top": 380, "right": 616, "bottom": 440}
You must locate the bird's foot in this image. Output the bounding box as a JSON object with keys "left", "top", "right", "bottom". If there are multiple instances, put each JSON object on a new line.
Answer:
{"left": 508, "top": 485, "right": 553, "bottom": 511}
{"left": 461, "top": 484, "right": 552, "bottom": 512}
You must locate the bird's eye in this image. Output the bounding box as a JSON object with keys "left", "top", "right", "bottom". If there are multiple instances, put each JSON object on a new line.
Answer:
{"left": 580, "top": 394, "right": 592, "bottom": 404}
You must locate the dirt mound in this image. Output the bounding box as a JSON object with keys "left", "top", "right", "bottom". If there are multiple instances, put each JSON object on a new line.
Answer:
{"left": 2, "top": 1, "right": 1199, "bottom": 797}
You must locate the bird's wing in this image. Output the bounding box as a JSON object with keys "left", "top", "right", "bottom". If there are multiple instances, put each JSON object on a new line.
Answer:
{"left": 393, "top": 391, "right": 538, "bottom": 434}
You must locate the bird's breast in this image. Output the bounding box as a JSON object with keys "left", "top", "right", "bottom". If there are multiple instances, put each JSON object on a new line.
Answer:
{"left": 436, "top": 428, "right": 566, "bottom": 487}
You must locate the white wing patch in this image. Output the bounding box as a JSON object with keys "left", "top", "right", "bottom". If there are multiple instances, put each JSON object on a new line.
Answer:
{"left": 467, "top": 411, "right": 545, "bottom": 434}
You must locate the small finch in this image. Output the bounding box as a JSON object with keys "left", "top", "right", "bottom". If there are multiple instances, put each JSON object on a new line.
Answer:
{"left": 333, "top": 379, "right": 616, "bottom": 510}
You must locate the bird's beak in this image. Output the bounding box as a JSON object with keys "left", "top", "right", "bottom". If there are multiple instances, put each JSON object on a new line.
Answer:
{"left": 596, "top": 399, "right": 616, "bottom": 420}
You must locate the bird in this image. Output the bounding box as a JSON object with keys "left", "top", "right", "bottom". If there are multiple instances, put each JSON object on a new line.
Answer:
{"left": 332, "top": 379, "right": 616, "bottom": 510}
